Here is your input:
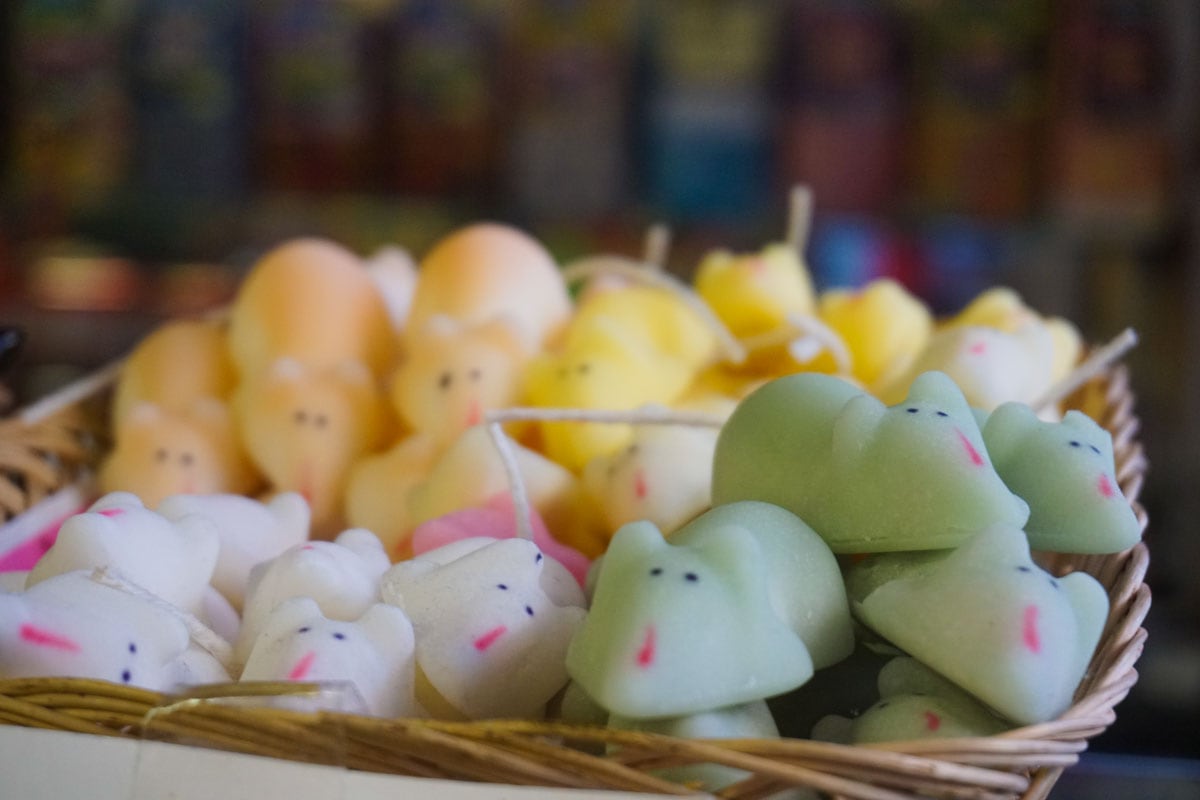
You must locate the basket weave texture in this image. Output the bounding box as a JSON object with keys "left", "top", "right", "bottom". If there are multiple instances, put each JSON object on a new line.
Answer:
{"left": 0, "top": 362, "right": 1151, "bottom": 800}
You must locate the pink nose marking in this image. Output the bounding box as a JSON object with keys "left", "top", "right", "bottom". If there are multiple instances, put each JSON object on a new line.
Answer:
{"left": 474, "top": 625, "right": 507, "bottom": 652}
{"left": 956, "top": 430, "right": 985, "bottom": 467}
{"left": 747, "top": 257, "right": 768, "bottom": 275}
{"left": 287, "top": 651, "right": 317, "bottom": 681}
{"left": 1098, "top": 474, "right": 1115, "bottom": 499}
{"left": 968, "top": 341, "right": 987, "bottom": 355}
{"left": 1022, "top": 605, "right": 1041, "bottom": 654}
{"left": 96, "top": 508, "right": 124, "bottom": 518}
{"left": 20, "top": 624, "right": 81, "bottom": 652}
{"left": 465, "top": 398, "right": 482, "bottom": 427}
{"left": 924, "top": 711, "right": 941, "bottom": 731}
{"left": 633, "top": 469, "right": 648, "bottom": 501}
{"left": 300, "top": 545, "right": 315, "bottom": 551}
{"left": 636, "top": 625, "right": 656, "bottom": 669}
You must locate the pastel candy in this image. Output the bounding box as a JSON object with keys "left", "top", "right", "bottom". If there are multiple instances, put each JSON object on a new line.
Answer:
{"left": 381, "top": 537, "right": 586, "bottom": 720}
{"left": 525, "top": 322, "right": 693, "bottom": 472}
{"left": 816, "top": 279, "right": 932, "bottom": 390}
{"left": 233, "top": 358, "right": 392, "bottom": 533}
{"left": 812, "top": 657, "right": 1008, "bottom": 744}
{"left": 712, "top": 371, "right": 1029, "bottom": 553}
{"left": 695, "top": 243, "right": 816, "bottom": 338}
{"left": 27, "top": 492, "right": 219, "bottom": 616}
{"left": 407, "top": 223, "right": 571, "bottom": 356}
{"left": 983, "top": 404, "right": 1141, "bottom": 554}
{"left": 847, "top": 523, "right": 1109, "bottom": 724}
{"left": 157, "top": 492, "right": 311, "bottom": 611}
{"left": 582, "top": 422, "right": 719, "bottom": 537}
{"left": 410, "top": 493, "right": 592, "bottom": 588}
{"left": 0, "top": 571, "right": 213, "bottom": 691}
{"left": 390, "top": 316, "right": 528, "bottom": 448}
{"left": 670, "top": 502, "right": 854, "bottom": 670}
{"left": 878, "top": 324, "right": 1055, "bottom": 412}
{"left": 609, "top": 700, "right": 783, "bottom": 792}
{"left": 568, "top": 285, "right": 719, "bottom": 372}
{"left": 235, "top": 528, "right": 391, "bottom": 663}
{"left": 406, "top": 426, "right": 604, "bottom": 558}
{"left": 240, "top": 597, "right": 420, "bottom": 718}
{"left": 566, "top": 520, "right": 814, "bottom": 719}
{"left": 947, "top": 287, "right": 1082, "bottom": 383}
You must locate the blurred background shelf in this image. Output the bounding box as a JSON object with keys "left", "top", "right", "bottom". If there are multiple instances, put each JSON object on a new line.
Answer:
{"left": 1, "top": 0, "right": 1198, "bottom": 766}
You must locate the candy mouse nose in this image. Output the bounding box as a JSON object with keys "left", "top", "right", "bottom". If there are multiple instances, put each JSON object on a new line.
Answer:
{"left": 288, "top": 651, "right": 317, "bottom": 681}
{"left": 473, "top": 625, "right": 507, "bottom": 652}
{"left": 635, "top": 625, "right": 656, "bottom": 669}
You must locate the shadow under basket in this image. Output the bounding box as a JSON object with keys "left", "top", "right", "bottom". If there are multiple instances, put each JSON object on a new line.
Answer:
{"left": 0, "top": 363, "right": 1151, "bottom": 800}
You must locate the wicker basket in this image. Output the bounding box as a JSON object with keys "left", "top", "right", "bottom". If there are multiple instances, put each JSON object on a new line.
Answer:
{"left": 0, "top": 360, "right": 1150, "bottom": 800}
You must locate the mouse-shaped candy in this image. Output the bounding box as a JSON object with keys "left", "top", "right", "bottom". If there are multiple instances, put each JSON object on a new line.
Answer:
{"left": 0, "top": 570, "right": 230, "bottom": 690}
{"left": 27, "top": 492, "right": 219, "bottom": 617}
{"left": 981, "top": 403, "right": 1141, "bottom": 554}
{"left": 582, "top": 422, "right": 719, "bottom": 538}
{"left": 713, "top": 371, "right": 1029, "bottom": 553}
{"left": 240, "top": 596, "right": 420, "bottom": 718}
{"left": 101, "top": 318, "right": 259, "bottom": 506}
{"left": 876, "top": 323, "right": 1057, "bottom": 413}
{"left": 814, "top": 279, "right": 933, "bottom": 392}
{"left": 389, "top": 315, "right": 529, "bottom": 449}
{"left": 846, "top": 522, "right": 1109, "bottom": 725}
{"left": 812, "top": 656, "right": 1009, "bottom": 744}
{"left": 694, "top": 242, "right": 817, "bottom": 341}
{"left": 227, "top": 237, "right": 398, "bottom": 379}
{"left": 381, "top": 537, "right": 586, "bottom": 720}
{"left": 233, "top": 358, "right": 392, "bottom": 533}
{"left": 567, "top": 519, "right": 815, "bottom": 720}
{"left": 406, "top": 223, "right": 571, "bottom": 356}
{"left": 156, "top": 492, "right": 311, "bottom": 611}
{"left": 235, "top": 528, "right": 391, "bottom": 663}
{"left": 947, "top": 287, "right": 1082, "bottom": 383}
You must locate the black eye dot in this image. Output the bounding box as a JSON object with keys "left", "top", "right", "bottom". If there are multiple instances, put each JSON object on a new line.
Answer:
{"left": 577, "top": 363, "right": 591, "bottom": 374}
{"left": 1089, "top": 444, "right": 1101, "bottom": 455}
{"left": 1069, "top": 440, "right": 1081, "bottom": 448}
{"left": 294, "top": 409, "right": 308, "bottom": 424}
{"left": 121, "top": 670, "right": 132, "bottom": 683}
{"left": 314, "top": 414, "right": 329, "bottom": 428}
{"left": 468, "top": 368, "right": 482, "bottom": 381}
{"left": 535, "top": 553, "right": 543, "bottom": 563}
{"left": 684, "top": 572, "right": 699, "bottom": 582}
{"left": 649, "top": 567, "right": 663, "bottom": 576}
{"left": 332, "top": 632, "right": 346, "bottom": 640}
{"left": 557, "top": 367, "right": 570, "bottom": 379}
{"left": 525, "top": 605, "right": 534, "bottom": 616}
{"left": 179, "top": 452, "right": 194, "bottom": 466}
{"left": 1017, "top": 565, "right": 1032, "bottom": 573}
{"left": 298, "top": 626, "right": 311, "bottom": 633}
{"left": 128, "top": 642, "right": 137, "bottom": 654}
{"left": 1048, "top": 578, "right": 1060, "bottom": 590}
{"left": 935, "top": 410, "right": 949, "bottom": 417}
{"left": 627, "top": 444, "right": 639, "bottom": 456}
{"left": 155, "top": 448, "right": 169, "bottom": 462}
{"left": 906, "top": 407, "right": 919, "bottom": 414}
{"left": 497, "top": 583, "right": 508, "bottom": 591}
{"left": 438, "top": 371, "right": 453, "bottom": 390}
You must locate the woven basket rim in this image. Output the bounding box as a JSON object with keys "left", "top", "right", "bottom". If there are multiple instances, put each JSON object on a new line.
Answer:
{"left": 0, "top": 357, "right": 1151, "bottom": 800}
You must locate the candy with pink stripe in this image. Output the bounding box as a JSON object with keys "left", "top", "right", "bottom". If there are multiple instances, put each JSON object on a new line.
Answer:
{"left": 846, "top": 523, "right": 1109, "bottom": 725}
{"left": 240, "top": 596, "right": 418, "bottom": 718}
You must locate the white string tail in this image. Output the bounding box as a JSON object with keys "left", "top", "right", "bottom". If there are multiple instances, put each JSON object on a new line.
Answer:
{"left": 485, "top": 422, "right": 535, "bottom": 542}
{"left": 642, "top": 223, "right": 672, "bottom": 270}
{"left": 485, "top": 406, "right": 727, "bottom": 429}
{"left": 559, "top": 259, "right": 747, "bottom": 366}
{"left": 786, "top": 184, "right": 815, "bottom": 253}
{"left": 18, "top": 358, "right": 126, "bottom": 426}
{"left": 1034, "top": 328, "right": 1139, "bottom": 412}
{"left": 88, "top": 566, "right": 237, "bottom": 675}
{"left": 737, "top": 313, "right": 853, "bottom": 375}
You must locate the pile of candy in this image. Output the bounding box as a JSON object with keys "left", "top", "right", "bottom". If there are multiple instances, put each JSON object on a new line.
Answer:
{"left": 0, "top": 204, "right": 1142, "bottom": 793}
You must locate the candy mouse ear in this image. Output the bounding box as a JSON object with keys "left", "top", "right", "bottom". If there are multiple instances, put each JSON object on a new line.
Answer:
{"left": 268, "top": 357, "right": 306, "bottom": 383}
{"left": 125, "top": 402, "right": 164, "bottom": 428}
{"left": 981, "top": 402, "right": 1037, "bottom": 465}
{"left": 905, "top": 372, "right": 971, "bottom": 415}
